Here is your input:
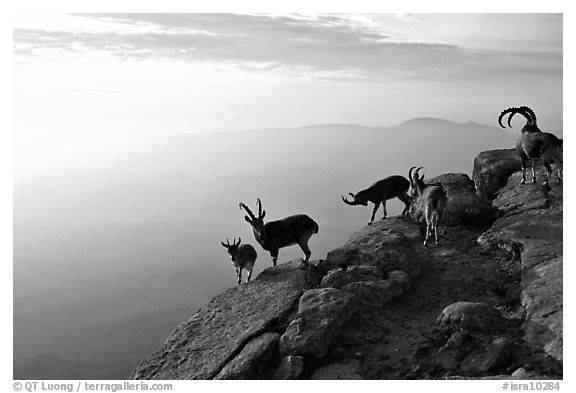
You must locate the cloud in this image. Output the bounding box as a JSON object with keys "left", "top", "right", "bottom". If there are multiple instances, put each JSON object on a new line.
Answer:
{"left": 13, "top": 13, "right": 561, "bottom": 82}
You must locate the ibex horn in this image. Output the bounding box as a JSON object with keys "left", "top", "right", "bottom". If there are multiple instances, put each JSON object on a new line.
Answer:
{"left": 498, "top": 106, "right": 536, "bottom": 128}
{"left": 257, "top": 198, "right": 262, "bottom": 217}
{"left": 519, "top": 105, "right": 537, "bottom": 125}
{"left": 409, "top": 166, "right": 416, "bottom": 182}
{"left": 414, "top": 167, "right": 424, "bottom": 180}
{"left": 342, "top": 195, "right": 355, "bottom": 206}
{"left": 239, "top": 202, "right": 257, "bottom": 221}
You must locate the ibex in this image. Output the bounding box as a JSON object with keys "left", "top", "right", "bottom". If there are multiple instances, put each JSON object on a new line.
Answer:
{"left": 498, "top": 106, "right": 563, "bottom": 186}
{"left": 341, "top": 175, "right": 412, "bottom": 225}
{"left": 408, "top": 167, "right": 447, "bottom": 246}
{"left": 239, "top": 198, "right": 319, "bottom": 266}
{"left": 221, "top": 238, "right": 257, "bottom": 285}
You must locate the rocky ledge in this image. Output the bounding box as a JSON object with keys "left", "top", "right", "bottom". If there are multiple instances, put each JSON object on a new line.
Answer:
{"left": 477, "top": 161, "right": 563, "bottom": 361}
{"left": 132, "top": 149, "right": 562, "bottom": 380}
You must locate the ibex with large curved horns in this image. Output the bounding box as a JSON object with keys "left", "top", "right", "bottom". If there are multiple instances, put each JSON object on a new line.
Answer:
{"left": 239, "top": 199, "right": 319, "bottom": 267}
{"left": 498, "top": 106, "right": 563, "bottom": 186}
{"left": 408, "top": 167, "right": 447, "bottom": 246}
{"left": 341, "top": 175, "right": 412, "bottom": 225}
{"left": 221, "top": 237, "right": 257, "bottom": 285}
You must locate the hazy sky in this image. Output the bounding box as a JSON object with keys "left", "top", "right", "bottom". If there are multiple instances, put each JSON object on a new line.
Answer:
{"left": 13, "top": 13, "right": 562, "bottom": 170}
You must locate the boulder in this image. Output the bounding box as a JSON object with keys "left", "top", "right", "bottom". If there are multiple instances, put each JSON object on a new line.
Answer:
{"left": 413, "top": 173, "right": 496, "bottom": 227}
{"left": 347, "top": 265, "right": 384, "bottom": 278}
{"left": 473, "top": 148, "right": 521, "bottom": 201}
{"left": 510, "top": 367, "right": 555, "bottom": 380}
{"left": 310, "top": 359, "right": 363, "bottom": 380}
{"left": 342, "top": 279, "right": 403, "bottom": 308}
{"left": 460, "top": 337, "right": 514, "bottom": 375}
{"left": 320, "top": 269, "right": 357, "bottom": 289}
{"left": 312, "top": 247, "right": 362, "bottom": 275}
{"left": 437, "top": 302, "right": 507, "bottom": 333}
{"left": 279, "top": 288, "right": 358, "bottom": 359}
{"left": 132, "top": 260, "right": 307, "bottom": 380}
{"left": 273, "top": 356, "right": 304, "bottom": 380}
{"left": 436, "top": 331, "right": 478, "bottom": 371}
{"left": 341, "top": 218, "right": 424, "bottom": 278}
{"left": 387, "top": 269, "right": 411, "bottom": 290}
{"left": 491, "top": 173, "right": 551, "bottom": 216}
{"left": 214, "top": 333, "right": 279, "bottom": 379}
{"left": 320, "top": 265, "right": 383, "bottom": 289}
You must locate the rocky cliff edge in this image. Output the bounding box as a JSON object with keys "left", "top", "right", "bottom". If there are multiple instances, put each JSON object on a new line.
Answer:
{"left": 132, "top": 148, "right": 562, "bottom": 380}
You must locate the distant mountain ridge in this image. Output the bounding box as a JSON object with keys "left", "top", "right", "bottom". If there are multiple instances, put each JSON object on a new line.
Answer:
{"left": 123, "top": 118, "right": 519, "bottom": 179}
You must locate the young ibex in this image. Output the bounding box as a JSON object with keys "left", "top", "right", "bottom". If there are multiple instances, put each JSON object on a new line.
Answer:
{"left": 498, "top": 106, "right": 563, "bottom": 186}
{"left": 408, "top": 167, "right": 447, "bottom": 246}
{"left": 341, "top": 175, "right": 412, "bottom": 225}
{"left": 221, "top": 238, "right": 257, "bottom": 285}
{"left": 239, "top": 198, "right": 319, "bottom": 266}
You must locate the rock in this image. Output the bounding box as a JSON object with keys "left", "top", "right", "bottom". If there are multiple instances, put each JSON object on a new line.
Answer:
{"left": 491, "top": 173, "right": 551, "bottom": 216}
{"left": 510, "top": 367, "right": 554, "bottom": 380}
{"left": 297, "top": 287, "right": 357, "bottom": 321}
{"left": 132, "top": 260, "right": 307, "bottom": 380}
{"left": 437, "top": 302, "right": 507, "bottom": 333}
{"left": 347, "top": 265, "right": 384, "bottom": 278}
{"left": 272, "top": 356, "right": 304, "bottom": 380}
{"left": 310, "top": 359, "right": 363, "bottom": 380}
{"left": 256, "top": 259, "right": 310, "bottom": 286}
{"left": 342, "top": 218, "right": 424, "bottom": 278}
{"left": 279, "top": 288, "right": 358, "bottom": 359}
{"left": 342, "top": 279, "right": 403, "bottom": 308}
{"left": 387, "top": 269, "right": 411, "bottom": 290}
{"left": 320, "top": 269, "right": 355, "bottom": 289}
{"left": 473, "top": 148, "right": 521, "bottom": 201}
{"left": 477, "top": 172, "right": 562, "bottom": 361}
{"left": 437, "top": 331, "right": 478, "bottom": 371}
{"left": 320, "top": 265, "right": 384, "bottom": 289}
{"left": 460, "top": 337, "right": 514, "bottom": 375}
{"left": 312, "top": 247, "right": 362, "bottom": 275}
{"left": 414, "top": 173, "right": 496, "bottom": 227}
{"left": 214, "top": 333, "right": 279, "bottom": 379}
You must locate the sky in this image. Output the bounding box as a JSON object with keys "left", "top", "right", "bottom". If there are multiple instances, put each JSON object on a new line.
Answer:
{"left": 12, "top": 13, "right": 563, "bottom": 171}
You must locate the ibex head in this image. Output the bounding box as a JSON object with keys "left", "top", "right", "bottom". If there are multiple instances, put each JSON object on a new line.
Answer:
{"left": 221, "top": 237, "right": 241, "bottom": 261}
{"left": 341, "top": 192, "right": 368, "bottom": 206}
{"left": 239, "top": 198, "right": 266, "bottom": 241}
{"left": 408, "top": 166, "right": 425, "bottom": 198}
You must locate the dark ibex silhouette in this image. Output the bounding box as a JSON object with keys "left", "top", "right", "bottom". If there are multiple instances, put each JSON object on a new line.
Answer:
{"left": 239, "top": 199, "right": 318, "bottom": 267}
{"left": 341, "top": 175, "right": 412, "bottom": 225}
{"left": 221, "top": 237, "right": 257, "bottom": 285}
{"left": 498, "top": 106, "right": 562, "bottom": 186}
{"left": 408, "top": 167, "right": 447, "bottom": 246}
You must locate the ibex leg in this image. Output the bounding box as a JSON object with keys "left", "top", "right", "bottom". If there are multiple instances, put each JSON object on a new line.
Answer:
{"left": 397, "top": 193, "right": 411, "bottom": 215}
{"left": 543, "top": 161, "right": 553, "bottom": 186}
{"left": 298, "top": 240, "right": 312, "bottom": 263}
{"left": 270, "top": 250, "right": 279, "bottom": 267}
{"left": 237, "top": 269, "right": 242, "bottom": 285}
{"left": 369, "top": 201, "right": 381, "bottom": 224}
{"left": 520, "top": 157, "right": 527, "bottom": 185}
{"left": 381, "top": 200, "right": 387, "bottom": 220}
{"left": 531, "top": 160, "right": 537, "bottom": 183}
{"left": 246, "top": 268, "right": 253, "bottom": 283}
{"left": 423, "top": 224, "right": 431, "bottom": 246}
